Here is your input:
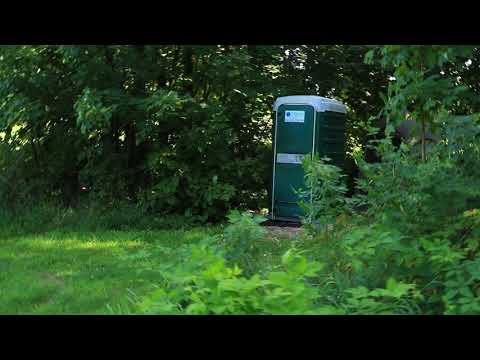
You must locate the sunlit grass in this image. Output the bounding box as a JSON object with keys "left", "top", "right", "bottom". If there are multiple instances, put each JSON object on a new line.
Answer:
{"left": 0, "top": 226, "right": 221, "bottom": 314}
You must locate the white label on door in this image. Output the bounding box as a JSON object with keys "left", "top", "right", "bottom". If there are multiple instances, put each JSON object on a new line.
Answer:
{"left": 277, "top": 153, "right": 305, "bottom": 164}
{"left": 285, "top": 111, "right": 305, "bottom": 123}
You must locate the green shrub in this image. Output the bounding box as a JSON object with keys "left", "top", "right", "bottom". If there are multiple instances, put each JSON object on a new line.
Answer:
{"left": 220, "top": 210, "right": 267, "bottom": 276}
{"left": 298, "top": 156, "right": 349, "bottom": 233}
{"left": 342, "top": 278, "right": 422, "bottom": 315}
{"left": 136, "top": 243, "right": 342, "bottom": 315}
{"left": 298, "top": 116, "right": 480, "bottom": 314}
{"left": 442, "top": 258, "right": 480, "bottom": 314}
{"left": 353, "top": 115, "right": 480, "bottom": 232}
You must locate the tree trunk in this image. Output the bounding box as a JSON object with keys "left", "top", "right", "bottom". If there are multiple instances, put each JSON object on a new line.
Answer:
{"left": 104, "top": 46, "right": 120, "bottom": 154}
{"left": 124, "top": 45, "right": 147, "bottom": 202}
{"left": 421, "top": 117, "right": 426, "bottom": 162}
{"left": 183, "top": 46, "right": 195, "bottom": 96}
{"left": 420, "top": 61, "right": 427, "bottom": 163}
{"left": 126, "top": 122, "right": 137, "bottom": 201}
{"left": 63, "top": 169, "right": 80, "bottom": 207}
{"left": 104, "top": 46, "right": 121, "bottom": 198}
{"left": 30, "top": 136, "right": 40, "bottom": 171}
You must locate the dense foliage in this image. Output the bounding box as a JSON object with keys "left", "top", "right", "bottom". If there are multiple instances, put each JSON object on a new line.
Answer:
{"left": 0, "top": 45, "right": 387, "bottom": 220}
{"left": 2, "top": 45, "right": 480, "bottom": 315}
{"left": 133, "top": 45, "right": 480, "bottom": 315}
{"left": 136, "top": 112, "right": 480, "bottom": 314}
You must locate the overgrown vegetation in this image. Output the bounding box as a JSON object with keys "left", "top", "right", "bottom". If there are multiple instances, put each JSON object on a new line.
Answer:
{"left": 0, "top": 45, "right": 388, "bottom": 220}
{"left": 134, "top": 113, "right": 480, "bottom": 314}
{"left": 2, "top": 45, "right": 480, "bottom": 314}
{"left": 131, "top": 46, "right": 480, "bottom": 315}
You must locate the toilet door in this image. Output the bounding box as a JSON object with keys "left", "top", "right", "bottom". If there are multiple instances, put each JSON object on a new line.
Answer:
{"left": 272, "top": 104, "right": 315, "bottom": 219}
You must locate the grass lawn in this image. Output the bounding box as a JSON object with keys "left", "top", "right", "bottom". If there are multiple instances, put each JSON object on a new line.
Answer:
{"left": 0, "top": 227, "right": 221, "bottom": 314}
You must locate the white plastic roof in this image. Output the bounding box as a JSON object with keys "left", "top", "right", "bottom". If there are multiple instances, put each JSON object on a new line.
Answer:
{"left": 273, "top": 95, "right": 347, "bottom": 114}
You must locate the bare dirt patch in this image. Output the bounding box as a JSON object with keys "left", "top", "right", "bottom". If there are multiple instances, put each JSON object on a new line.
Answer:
{"left": 40, "top": 272, "right": 65, "bottom": 287}
{"left": 264, "top": 226, "right": 304, "bottom": 239}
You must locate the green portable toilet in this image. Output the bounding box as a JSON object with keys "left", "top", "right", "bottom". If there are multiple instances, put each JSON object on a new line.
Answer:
{"left": 269, "top": 95, "right": 347, "bottom": 221}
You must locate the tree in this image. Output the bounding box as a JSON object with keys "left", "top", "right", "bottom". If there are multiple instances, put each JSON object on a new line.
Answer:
{"left": 366, "top": 45, "right": 477, "bottom": 161}
{"left": 0, "top": 44, "right": 395, "bottom": 218}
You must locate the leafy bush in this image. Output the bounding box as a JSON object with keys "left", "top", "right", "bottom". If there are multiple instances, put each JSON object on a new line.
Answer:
{"left": 298, "top": 156, "right": 349, "bottom": 233}
{"left": 130, "top": 210, "right": 424, "bottom": 315}
{"left": 353, "top": 115, "right": 480, "bottom": 234}
{"left": 136, "top": 242, "right": 344, "bottom": 315}
{"left": 124, "top": 111, "right": 480, "bottom": 315}
{"left": 220, "top": 211, "right": 267, "bottom": 276}
{"left": 295, "top": 112, "right": 480, "bottom": 314}
{"left": 342, "top": 278, "right": 422, "bottom": 315}
{"left": 442, "top": 258, "right": 480, "bottom": 314}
